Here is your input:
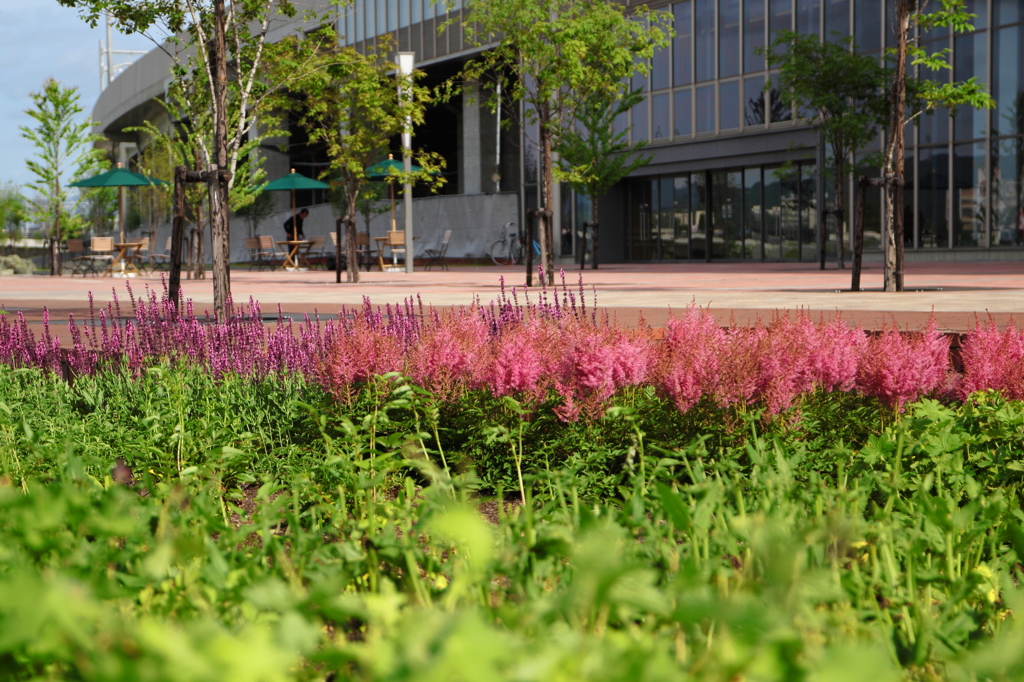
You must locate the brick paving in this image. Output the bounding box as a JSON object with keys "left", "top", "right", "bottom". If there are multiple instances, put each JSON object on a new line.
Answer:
{"left": 2, "top": 261, "right": 1022, "bottom": 341}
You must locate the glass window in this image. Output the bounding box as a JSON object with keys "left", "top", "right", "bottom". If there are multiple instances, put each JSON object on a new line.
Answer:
{"left": 632, "top": 51, "right": 649, "bottom": 93}
{"left": 673, "top": 89, "right": 692, "bottom": 136}
{"left": 720, "top": 0, "right": 740, "bottom": 78}
{"left": 388, "top": 0, "right": 398, "bottom": 31}
{"left": 745, "top": 0, "right": 766, "bottom": 73}
{"left": 658, "top": 177, "right": 676, "bottom": 259}
{"left": 673, "top": 2, "right": 692, "bottom": 86}
{"left": 613, "top": 107, "right": 627, "bottom": 139}
{"left": 918, "top": 48, "right": 951, "bottom": 144}
{"left": 695, "top": 0, "right": 715, "bottom": 82}
{"left": 691, "top": 172, "right": 708, "bottom": 259}
{"left": 796, "top": 0, "right": 820, "bottom": 36}
{"left": 652, "top": 93, "right": 670, "bottom": 139}
{"left": 744, "top": 167, "right": 764, "bottom": 259}
{"left": 768, "top": 74, "right": 792, "bottom": 122}
{"left": 918, "top": 146, "right": 950, "bottom": 248}
{"left": 674, "top": 175, "right": 691, "bottom": 259}
{"left": 825, "top": 0, "right": 849, "bottom": 40}
{"left": 954, "top": 141, "right": 989, "bottom": 246}
{"left": 992, "top": 25, "right": 1024, "bottom": 137}
{"left": 696, "top": 84, "right": 715, "bottom": 133}
{"left": 798, "top": 163, "right": 817, "bottom": 261}
{"left": 412, "top": 0, "right": 421, "bottom": 24}
{"left": 425, "top": 0, "right": 435, "bottom": 19}
{"left": 712, "top": 170, "right": 744, "bottom": 258}
{"left": 854, "top": 0, "right": 880, "bottom": 52}
{"left": 994, "top": 0, "right": 1021, "bottom": 26}
{"left": 632, "top": 96, "right": 649, "bottom": 143}
{"left": 375, "top": 0, "right": 385, "bottom": 36}
{"left": 764, "top": 166, "right": 798, "bottom": 259}
{"left": 400, "top": 0, "right": 409, "bottom": 27}
{"left": 769, "top": 0, "right": 793, "bottom": 47}
{"left": 954, "top": 31, "right": 988, "bottom": 140}
{"left": 720, "top": 81, "right": 740, "bottom": 130}
{"left": 992, "top": 137, "right": 1024, "bottom": 246}
{"left": 652, "top": 41, "right": 670, "bottom": 90}
{"left": 963, "top": 0, "right": 987, "bottom": 29}
{"left": 854, "top": 154, "right": 883, "bottom": 251}
{"left": 744, "top": 75, "right": 766, "bottom": 125}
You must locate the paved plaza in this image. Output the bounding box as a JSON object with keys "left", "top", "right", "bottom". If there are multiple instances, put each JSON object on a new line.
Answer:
{"left": 2, "top": 261, "right": 1023, "bottom": 337}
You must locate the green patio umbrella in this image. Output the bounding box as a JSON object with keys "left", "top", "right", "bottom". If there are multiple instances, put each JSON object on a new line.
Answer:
{"left": 262, "top": 169, "right": 331, "bottom": 240}
{"left": 70, "top": 164, "right": 168, "bottom": 243}
{"left": 365, "top": 154, "right": 424, "bottom": 232}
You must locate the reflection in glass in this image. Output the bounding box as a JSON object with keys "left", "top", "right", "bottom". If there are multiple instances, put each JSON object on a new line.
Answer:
{"left": 674, "top": 89, "right": 692, "bottom": 136}
{"left": 695, "top": 0, "right": 715, "bottom": 82}
{"left": 902, "top": 149, "right": 915, "bottom": 248}
{"left": 652, "top": 39, "right": 670, "bottom": 90}
{"left": 652, "top": 93, "right": 670, "bottom": 140}
{"left": 744, "top": 167, "right": 764, "bottom": 259}
{"left": 769, "top": 0, "right": 793, "bottom": 46}
{"left": 796, "top": 0, "right": 820, "bottom": 36}
{"left": 674, "top": 175, "right": 691, "bottom": 259}
{"left": 954, "top": 32, "right": 988, "bottom": 140}
{"left": 388, "top": 0, "right": 397, "bottom": 31}
{"left": 674, "top": 2, "right": 693, "bottom": 86}
{"left": 992, "top": 26, "right": 1024, "bottom": 137}
{"left": 561, "top": 182, "right": 574, "bottom": 256}
{"left": 994, "top": 0, "right": 1021, "bottom": 26}
{"left": 854, "top": 0, "right": 880, "bottom": 52}
{"left": 768, "top": 76, "right": 792, "bottom": 122}
{"left": 691, "top": 172, "right": 708, "bottom": 259}
{"left": 799, "top": 163, "right": 817, "bottom": 262}
{"left": 764, "top": 166, "right": 799, "bottom": 259}
{"left": 744, "top": 76, "right": 766, "bottom": 125}
{"left": 953, "top": 142, "right": 988, "bottom": 246}
{"left": 918, "top": 146, "right": 950, "bottom": 248}
{"left": 632, "top": 51, "right": 649, "bottom": 93}
{"left": 400, "top": 0, "right": 409, "bottom": 28}
{"left": 376, "top": 0, "right": 386, "bottom": 35}
{"left": 712, "top": 170, "right": 744, "bottom": 258}
{"left": 659, "top": 177, "right": 676, "bottom": 259}
{"left": 696, "top": 85, "right": 715, "bottom": 133}
{"left": 854, "top": 155, "right": 883, "bottom": 251}
{"left": 918, "top": 56, "right": 950, "bottom": 144}
{"left": 962, "top": 0, "right": 987, "bottom": 29}
{"left": 629, "top": 180, "right": 654, "bottom": 260}
{"left": 745, "top": 0, "right": 765, "bottom": 73}
{"left": 720, "top": 81, "right": 740, "bottom": 130}
{"left": 720, "top": 0, "right": 740, "bottom": 78}
{"left": 412, "top": 0, "right": 421, "bottom": 24}
{"left": 825, "top": 0, "right": 849, "bottom": 40}
{"left": 993, "top": 136, "right": 1024, "bottom": 245}
{"left": 575, "top": 191, "right": 591, "bottom": 264}
{"left": 632, "top": 96, "right": 649, "bottom": 143}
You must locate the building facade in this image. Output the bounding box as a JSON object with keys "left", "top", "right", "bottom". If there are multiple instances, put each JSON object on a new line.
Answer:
{"left": 92, "top": 0, "right": 1024, "bottom": 263}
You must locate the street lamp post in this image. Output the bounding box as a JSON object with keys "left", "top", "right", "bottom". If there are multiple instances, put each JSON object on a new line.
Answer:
{"left": 397, "top": 51, "right": 415, "bottom": 274}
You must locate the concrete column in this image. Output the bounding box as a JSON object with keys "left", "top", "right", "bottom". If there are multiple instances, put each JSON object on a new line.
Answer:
{"left": 460, "top": 81, "right": 482, "bottom": 195}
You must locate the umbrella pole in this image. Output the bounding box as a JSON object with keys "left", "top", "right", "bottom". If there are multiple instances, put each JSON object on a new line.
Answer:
{"left": 118, "top": 185, "right": 125, "bottom": 244}
{"left": 390, "top": 181, "right": 396, "bottom": 232}
{"left": 291, "top": 187, "right": 297, "bottom": 241}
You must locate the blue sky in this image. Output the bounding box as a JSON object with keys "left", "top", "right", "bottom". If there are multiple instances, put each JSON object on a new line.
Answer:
{"left": 0, "top": 1, "right": 153, "bottom": 187}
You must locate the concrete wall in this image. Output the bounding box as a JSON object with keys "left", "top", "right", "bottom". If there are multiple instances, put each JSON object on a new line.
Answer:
{"left": 138, "top": 191, "right": 520, "bottom": 264}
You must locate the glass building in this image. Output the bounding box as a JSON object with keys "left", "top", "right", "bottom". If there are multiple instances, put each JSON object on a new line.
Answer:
{"left": 93, "top": 0, "right": 1024, "bottom": 263}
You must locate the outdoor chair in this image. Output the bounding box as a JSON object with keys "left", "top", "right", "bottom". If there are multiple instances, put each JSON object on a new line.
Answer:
{"left": 148, "top": 236, "right": 172, "bottom": 272}
{"left": 66, "top": 239, "right": 91, "bottom": 276}
{"left": 75, "top": 236, "right": 113, "bottom": 276}
{"left": 379, "top": 230, "right": 406, "bottom": 271}
{"left": 330, "top": 231, "right": 377, "bottom": 271}
{"left": 305, "top": 235, "right": 327, "bottom": 269}
{"left": 424, "top": 230, "right": 452, "bottom": 271}
{"left": 254, "top": 235, "right": 279, "bottom": 270}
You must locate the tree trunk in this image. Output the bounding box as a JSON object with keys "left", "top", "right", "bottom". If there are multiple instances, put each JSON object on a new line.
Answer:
{"left": 884, "top": 0, "right": 913, "bottom": 292}
{"left": 538, "top": 103, "right": 554, "bottom": 285}
{"left": 209, "top": 0, "right": 232, "bottom": 318}
{"left": 525, "top": 209, "right": 535, "bottom": 287}
{"left": 169, "top": 166, "right": 187, "bottom": 309}
{"left": 851, "top": 176, "right": 865, "bottom": 291}
{"left": 590, "top": 196, "right": 599, "bottom": 270}
{"left": 346, "top": 211, "right": 359, "bottom": 283}
{"left": 835, "top": 156, "right": 846, "bottom": 269}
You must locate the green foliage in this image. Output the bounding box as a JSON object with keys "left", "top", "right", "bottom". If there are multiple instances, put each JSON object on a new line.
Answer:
{"left": 5, "top": 365, "right": 1024, "bottom": 680}
{"left": 236, "top": 191, "right": 277, "bottom": 238}
{"left": 0, "top": 182, "right": 27, "bottom": 252}
{"left": 20, "top": 78, "right": 105, "bottom": 241}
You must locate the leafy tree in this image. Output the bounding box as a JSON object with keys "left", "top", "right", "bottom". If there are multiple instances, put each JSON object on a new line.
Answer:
{"left": 58, "top": 0, "right": 331, "bottom": 316}
{"left": 763, "top": 32, "right": 889, "bottom": 274}
{"left": 285, "top": 33, "right": 445, "bottom": 284}
{"left": 457, "top": 0, "right": 671, "bottom": 285}
{"left": 0, "top": 183, "right": 27, "bottom": 256}
{"left": 20, "top": 78, "right": 104, "bottom": 275}
{"left": 882, "top": 0, "right": 994, "bottom": 291}
{"left": 555, "top": 88, "right": 651, "bottom": 269}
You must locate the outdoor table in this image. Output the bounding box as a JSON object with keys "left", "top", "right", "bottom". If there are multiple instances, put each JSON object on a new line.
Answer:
{"left": 276, "top": 240, "right": 314, "bottom": 271}
{"left": 374, "top": 236, "right": 418, "bottom": 271}
{"left": 104, "top": 242, "right": 145, "bottom": 277}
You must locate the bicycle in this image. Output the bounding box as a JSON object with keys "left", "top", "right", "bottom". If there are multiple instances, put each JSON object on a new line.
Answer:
{"left": 490, "top": 222, "right": 522, "bottom": 265}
